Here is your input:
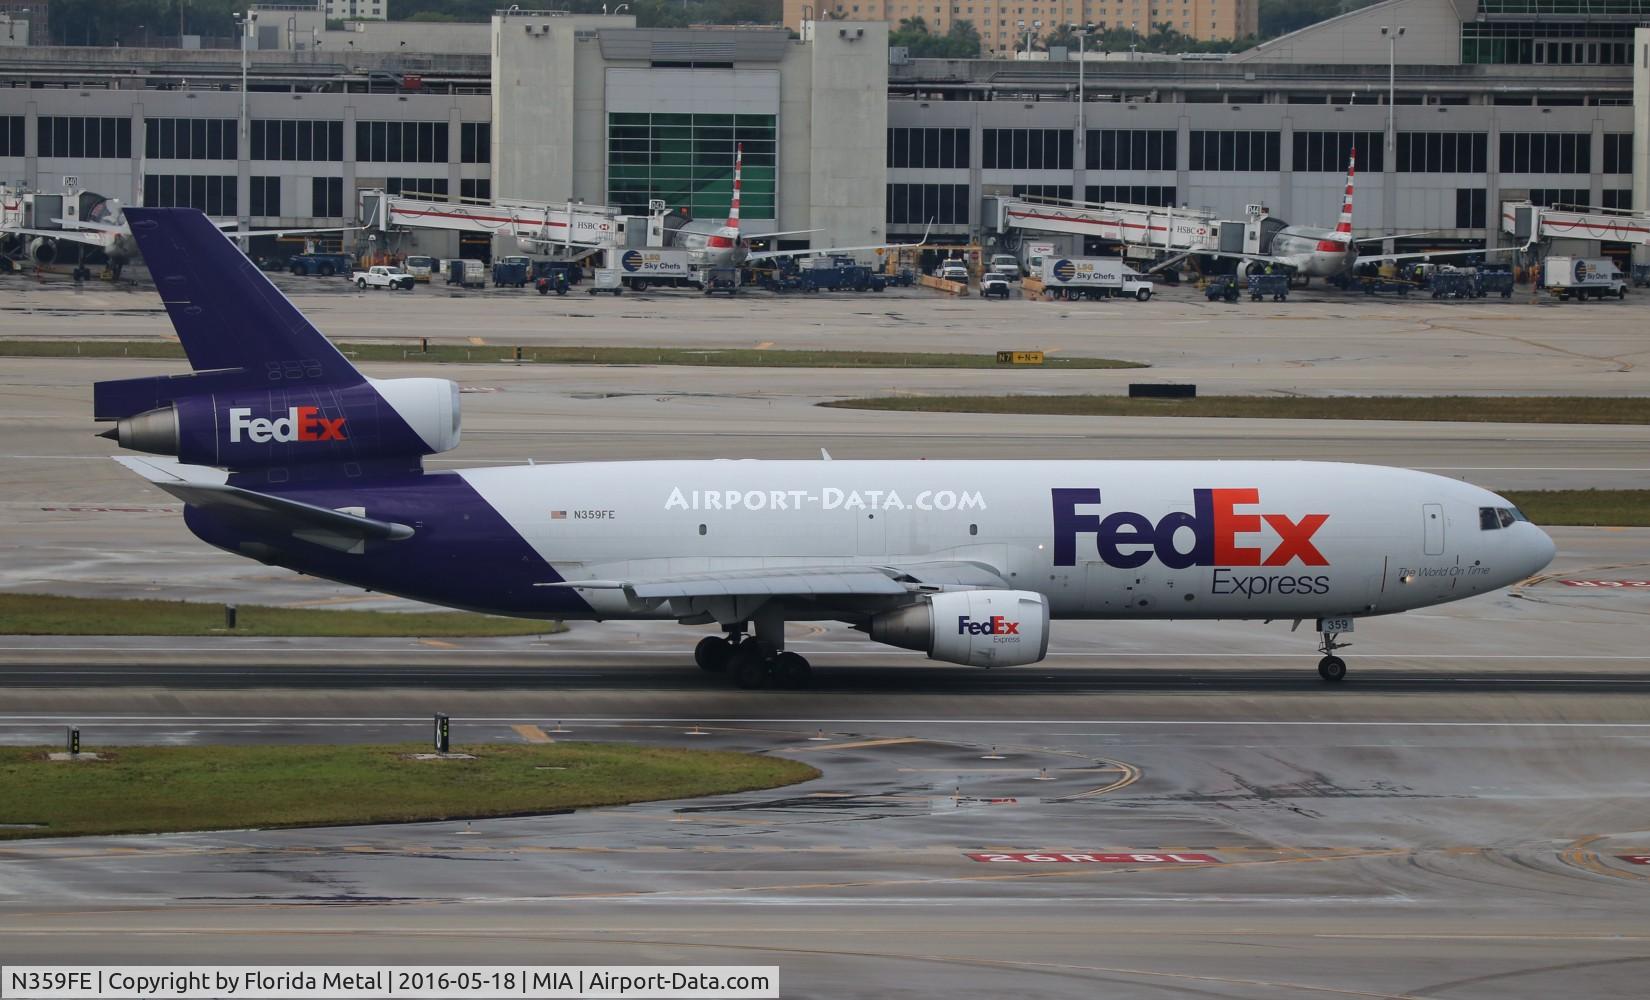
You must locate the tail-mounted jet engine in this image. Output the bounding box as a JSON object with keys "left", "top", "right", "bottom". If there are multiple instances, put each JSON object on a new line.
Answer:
{"left": 97, "top": 377, "right": 460, "bottom": 469}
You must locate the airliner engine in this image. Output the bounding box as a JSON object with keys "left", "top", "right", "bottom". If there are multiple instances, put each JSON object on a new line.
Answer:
{"left": 98, "top": 377, "right": 460, "bottom": 470}
{"left": 870, "top": 590, "right": 1051, "bottom": 667}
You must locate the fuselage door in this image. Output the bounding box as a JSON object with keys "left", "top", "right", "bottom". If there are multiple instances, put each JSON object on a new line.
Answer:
{"left": 1423, "top": 502, "right": 1445, "bottom": 556}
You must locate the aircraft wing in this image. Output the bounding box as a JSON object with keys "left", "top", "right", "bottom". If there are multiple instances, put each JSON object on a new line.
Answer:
{"left": 115, "top": 456, "right": 413, "bottom": 553}
{"left": 543, "top": 559, "right": 1008, "bottom": 599}
{"left": 746, "top": 222, "right": 932, "bottom": 263}
{"left": 1355, "top": 231, "right": 1440, "bottom": 243}
{"left": 1356, "top": 246, "right": 1519, "bottom": 264}
{"left": 217, "top": 224, "right": 362, "bottom": 239}
{"left": 5, "top": 226, "right": 111, "bottom": 248}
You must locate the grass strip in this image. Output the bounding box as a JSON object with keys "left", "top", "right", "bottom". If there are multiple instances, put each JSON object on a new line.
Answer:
{"left": 0, "top": 743, "right": 819, "bottom": 840}
{"left": 1500, "top": 490, "right": 1650, "bottom": 528}
{"left": 822, "top": 394, "right": 1650, "bottom": 424}
{"left": 0, "top": 592, "right": 563, "bottom": 637}
{"left": 0, "top": 339, "right": 1144, "bottom": 370}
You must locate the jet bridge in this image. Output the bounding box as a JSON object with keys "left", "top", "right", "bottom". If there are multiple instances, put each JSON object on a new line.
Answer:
{"left": 983, "top": 194, "right": 1264, "bottom": 272}
{"left": 359, "top": 190, "right": 646, "bottom": 257}
{"left": 1501, "top": 201, "right": 1650, "bottom": 252}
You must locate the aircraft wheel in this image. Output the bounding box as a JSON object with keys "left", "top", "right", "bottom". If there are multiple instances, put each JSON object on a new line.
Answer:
{"left": 1318, "top": 656, "right": 1347, "bottom": 683}
{"left": 772, "top": 651, "right": 812, "bottom": 690}
{"left": 731, "top": 644, "right": 772, "bottom": 690}
{"left": 695, "top": 635, "right": 732, "bottom": 673}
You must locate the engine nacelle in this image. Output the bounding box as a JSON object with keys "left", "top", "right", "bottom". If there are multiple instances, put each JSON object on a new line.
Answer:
{"left": 103, "top": 376, "right": 460, "bottom": 469}
{"left": 869, "top": 590, "right": 1050, "bottom": 668}
{"left": 27, "top": 236, "right": 57, "bottom": 265}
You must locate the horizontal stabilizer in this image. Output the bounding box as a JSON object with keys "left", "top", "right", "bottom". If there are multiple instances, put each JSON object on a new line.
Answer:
{"left": 115, "top": 456, "right": 412, "bottom": 553}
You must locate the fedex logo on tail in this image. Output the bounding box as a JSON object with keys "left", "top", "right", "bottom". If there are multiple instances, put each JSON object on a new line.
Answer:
{"left": 959, "top": 615, "right": 1020, "bottom": 636}
{"left": 1052, "top": 488, "right": 1328, "bottom": 569}
{"left": 228, "top": 406, "right": 347, "bottom": 444}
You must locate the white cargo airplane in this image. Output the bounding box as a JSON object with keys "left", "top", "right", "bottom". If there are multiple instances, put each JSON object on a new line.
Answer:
{"left": 1210, "top": 150, "right": 1514, "bottom": 279}
{"left": 100, "top": 209, "right": 1555, "bottom": 688}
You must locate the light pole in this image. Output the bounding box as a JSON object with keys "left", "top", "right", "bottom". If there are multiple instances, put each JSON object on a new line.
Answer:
{"left": 233, "top": 10, "right": 256, "bottom": 143}
{"left": 1072, "top": 23, "right": 1093, "bottom": 168}
{"left": 1380, "top": 25, "right": 1404, "bottom": 157}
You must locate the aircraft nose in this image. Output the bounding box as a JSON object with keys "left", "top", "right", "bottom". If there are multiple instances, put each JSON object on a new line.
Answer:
{"left": 1519, "top": 524, "right": 1557, "bottom": 579}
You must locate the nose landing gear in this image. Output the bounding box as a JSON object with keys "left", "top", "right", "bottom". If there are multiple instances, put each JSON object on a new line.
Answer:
{"left": 1317, "top": 630, "right": 1351, "bottom": 682}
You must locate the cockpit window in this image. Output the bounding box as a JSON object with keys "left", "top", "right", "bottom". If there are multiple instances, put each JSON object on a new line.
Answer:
{"left": 1497, "top": 508, "right": 1516, "bottom": 528}
{"left": 1480, "top": 507, "right": 1501, "bottom": 531}
{"left": 1508, "top": 507, "right": 1529, "bottom": 522}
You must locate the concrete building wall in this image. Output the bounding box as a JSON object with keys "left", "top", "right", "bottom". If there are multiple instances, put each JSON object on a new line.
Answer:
{"left": 316, "top": 20, "right": 491, "bottom": 55}
{"left": 803, "top": 21, "right": 890, "bottom": 250}
{"left": 1231, "top": 0, "right": 1470, "bottom": 66}
{"left": 786, "top": 0, "right": 1258, "bottom": 47}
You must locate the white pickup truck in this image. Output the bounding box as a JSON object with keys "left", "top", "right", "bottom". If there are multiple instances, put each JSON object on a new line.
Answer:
{"left": 353, "top": 265, "right": 415, "bottom": 291}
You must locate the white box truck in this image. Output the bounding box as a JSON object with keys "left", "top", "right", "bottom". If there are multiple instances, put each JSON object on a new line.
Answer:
{"left": 1039, "top": 256, "right": 1154, "bottom": 301}
{"left": 610, "top": 247, "right": 702, "bottom": 290}
{"left": 1542, "top": 257, "right": 1626, "bottom": 300}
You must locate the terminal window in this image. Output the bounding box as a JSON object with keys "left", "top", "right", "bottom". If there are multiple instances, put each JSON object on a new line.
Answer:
{"left": 607, "top": 113, "right": 776, "bottom": 221}
{"left": 1293, "top": 131, "right": 1383, "bottom": 173}
{"left": 312, "top": 177, "right": 344, "bottom": 218}
{"left": 1603, "top": 133, "right": 1632, "bottom": 174}
{"left": 1602, "top": 189, "right": 1632, "bottom": 210}
{"left": 0, "top": 116, "right": 21, "bottom": 157}
{"left": 1396, "top": 132, "right": 1486, "bottom": 173}
{"left": 143, "top": 174, "right": 236, "bottom": 217}
{"left": 356, "top": 121, "right": 449, "bottom": 164}
{"left": 983, "top": 129, "right": 1074, "bottom": 171}
{"left": 146, "top": 118, "right": 239, "bottom": 162}
{"left": 1499, "top": 133, "right": 1590, "bottom": 174}
{"left": 460, "top": 122, "right": 490, "bottom": 165}
{"left": 250, "top": 176, "right": 281, "bottom": 217}
{"left": 1454, "top": 188, "right": 1487, "bottom": 229}
{"left": 38, "top": 116, "right": 131, "bottom": 159}
{"left": 460, "top": 179, "right": 491, "bottom": 203}
{"left": 1527, "top": 188, "right": 1590, "bottom": 209}
{"left": 887, "top": 128, "right": 970, "bottom": 169}
{"left": 1085, "top": 129, "right": 1176, "bottom": 171}
{"left": 1013, "top": 185, "right": 1074, "bottom": 201}
{"left": 1189, "top": 130, "right": 1280, "bottom": 172}
{"left": 250, "top": 120, "right": 342, "bottom": 162}
{"left": 885, "top": 183, "right": 969, "bottom": 225}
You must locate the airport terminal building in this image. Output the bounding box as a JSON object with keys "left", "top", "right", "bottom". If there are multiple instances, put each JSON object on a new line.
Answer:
{"left": 0, "top": 0, "right": 1646, "bottom": 262}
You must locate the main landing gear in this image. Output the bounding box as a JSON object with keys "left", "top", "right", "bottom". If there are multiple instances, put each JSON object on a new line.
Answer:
{"left": 693, "top": 625, "right": 812, "bottom": 690}
{"left": 1317, "top": 630, "right": 1350, "bottom": 683}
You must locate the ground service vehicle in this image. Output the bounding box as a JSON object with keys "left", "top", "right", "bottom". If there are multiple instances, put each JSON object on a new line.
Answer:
{"left": 939, "top": 262, "right": 969, "bottom": 284}
{"left": 588, "top": 268, "right": 624, "bottom": 295}
{"left": 288, "top": 253, "right": 352, "bottom": 277}
{"left": 980, "top": 273, "right": 1011, "bottom": 299}
{"left": 1205, "top": 276, "right": 1240, "bottom": 302}
{"left": 1543, "top": 257, "right": 1627, "bottom": 300}
{"left": 404, "top": 256, "right": 437, "bottom": 282}
{"left": 492, "top": 257, "right": 531, "bottom": 288}
{"left": 445, "top": 258, "right": 486, "bottom": 289}
{"left": 703, "top": 267, "right": 739, "bottom": 296}
{"left": 989, "top": 254, "right": 1022, "bottom": 280}
{"left": 1040, "top": 257, "right": 1154, "bottom": 301}
{"left": 102, "top": 209, "right": 1559, "bottom": 690}
{"left": 536, "top": 269, "right": 570, "bottom": 296}
{"left": 1247, "top": 273, "right": 1290, "bottom": 301}
{"left": 353, "top": 265, "right": 414, "bottom": 291}
{"left": 615, "top": 248, "right": 702, "bottom": 290}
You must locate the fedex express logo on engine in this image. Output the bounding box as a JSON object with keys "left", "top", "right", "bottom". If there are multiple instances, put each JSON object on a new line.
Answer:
{"left": 228, "top": 406, "right": 347, "bottom": 444}
{"left": 959, "top": 615, "right": 1019, "bottom": 636}
{"left": 1052, "top": 488, "right": 1328, "bottom": 569}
